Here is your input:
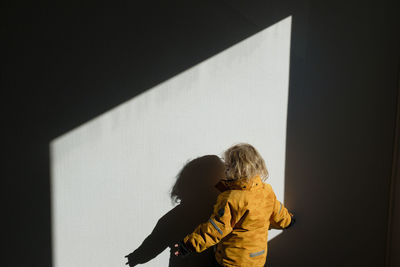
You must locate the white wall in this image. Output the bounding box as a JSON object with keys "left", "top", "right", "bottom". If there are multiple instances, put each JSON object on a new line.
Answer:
{"left": 50, "top": 16, "right": 292, "bottom": 267}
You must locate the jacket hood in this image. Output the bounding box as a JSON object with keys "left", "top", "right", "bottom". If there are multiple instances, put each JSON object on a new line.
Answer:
{"left": 215, "top": 175, "right": 263, "bottom": 192}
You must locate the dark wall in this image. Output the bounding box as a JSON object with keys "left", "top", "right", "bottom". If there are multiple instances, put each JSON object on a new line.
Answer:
{"left": 388, "top": 81, "right": 400, "bottom": 267}
{"left": 3, "top": 1, "right": 399, "bottom": 267}
{"left": 393, "top": 159, "right": 400, "bottom": 267}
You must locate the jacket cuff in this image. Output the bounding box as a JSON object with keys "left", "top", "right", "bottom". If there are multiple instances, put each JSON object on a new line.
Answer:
{"left": 285, "top": 214, "right": 296, "bottom": 229}
{"left": 178, "top": 240, "right": 194, "bottom": 257}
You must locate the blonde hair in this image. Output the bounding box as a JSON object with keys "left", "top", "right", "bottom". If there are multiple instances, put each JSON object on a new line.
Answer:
{"left": 222, "top": 143, "right": 269, "bottom": 181}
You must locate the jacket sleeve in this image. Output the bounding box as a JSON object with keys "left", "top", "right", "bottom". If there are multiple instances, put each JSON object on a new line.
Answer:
{"left": 269, "top": 189, "right": 293, "bottom": 229}
{"left": 183, "top": 191, "right": 237, "bottom": 253}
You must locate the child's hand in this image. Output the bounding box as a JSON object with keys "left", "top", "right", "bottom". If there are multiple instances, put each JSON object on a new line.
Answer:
{"left": 173, "top": 243, "right": 181, "bottom": 256}
{"left": 173, "top": 241, "right": 191, "bottom": 257}
{"left": 286, "top": 213, "right": 296, "bottom": 229}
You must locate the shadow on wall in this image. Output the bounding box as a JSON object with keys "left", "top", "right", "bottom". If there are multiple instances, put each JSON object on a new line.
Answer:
{"left": 264, "top": 218, "right": 299, "bottom": 267}
{"left": 127, "top": 155, "right": 225, "bottom": 266}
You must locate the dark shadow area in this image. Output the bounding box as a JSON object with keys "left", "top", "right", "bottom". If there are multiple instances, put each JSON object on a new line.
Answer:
{"left": 127, "top": 155, "right": 224, "bottom": 266}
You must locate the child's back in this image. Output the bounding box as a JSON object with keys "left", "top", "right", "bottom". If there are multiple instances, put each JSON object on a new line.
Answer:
{"left": 183, "top": 176, "right": 292, "bottom": 267}
{"left": 175, "top": 144, "right": 294, "bottom": 267}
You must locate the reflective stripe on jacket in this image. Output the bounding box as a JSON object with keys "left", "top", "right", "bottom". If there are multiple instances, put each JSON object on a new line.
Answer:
{"left": 183, "top": 176, "right": 292, "bottom": 267}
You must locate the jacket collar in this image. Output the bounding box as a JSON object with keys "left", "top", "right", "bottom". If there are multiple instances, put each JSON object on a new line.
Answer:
{"left": 215, "top": 175, "right": 263, "bottom": 192}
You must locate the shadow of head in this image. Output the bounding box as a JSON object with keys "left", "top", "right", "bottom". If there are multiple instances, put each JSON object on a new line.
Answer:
{"left": 170, "top": 154, "right": 225, "bottom": 209}
{"left": 168, "top": 155, "right": 225, "bottom": 267}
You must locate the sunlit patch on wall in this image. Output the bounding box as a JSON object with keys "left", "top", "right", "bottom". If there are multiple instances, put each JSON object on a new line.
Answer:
{"left": 51, "top": 16, "right": 292, "bottom": 267}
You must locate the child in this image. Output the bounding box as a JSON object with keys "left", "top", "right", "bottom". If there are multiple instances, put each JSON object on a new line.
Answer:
{"left": 174, "top": 143, "right": 295, "bottom": 267}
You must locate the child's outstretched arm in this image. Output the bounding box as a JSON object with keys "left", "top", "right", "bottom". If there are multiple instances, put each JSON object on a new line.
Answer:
{"left": 175, "top": 191, "right": 238, "bottom": 255}
{"left": 269, "top": 190, "right": 295, "bottom": 230}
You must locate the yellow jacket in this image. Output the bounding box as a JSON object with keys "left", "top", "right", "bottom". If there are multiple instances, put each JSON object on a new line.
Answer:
{"left": 183, "top": 176, "right": 293, "bottom": 267}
